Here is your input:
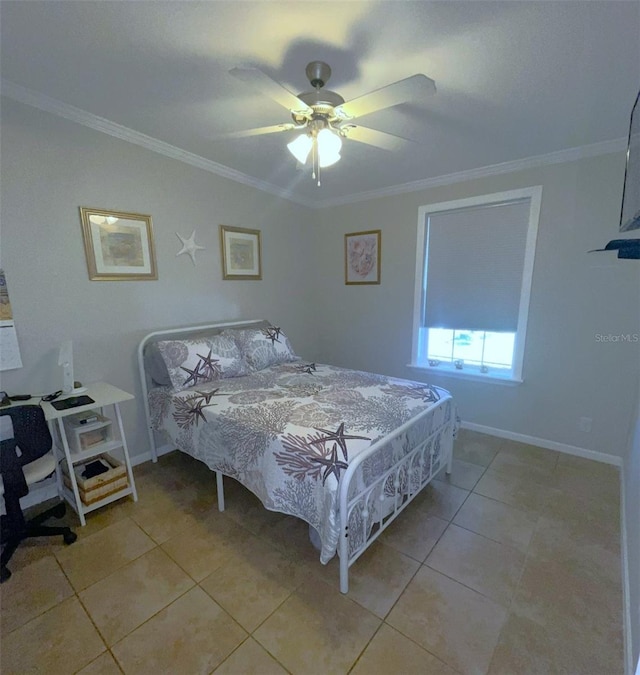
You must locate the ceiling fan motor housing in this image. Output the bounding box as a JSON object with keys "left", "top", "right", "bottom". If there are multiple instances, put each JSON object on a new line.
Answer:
{"left": 293, "top": 62, "right": 346, "bottom": 126}
{"left": 305, "top": 61, "right": 331, "bottom": 88}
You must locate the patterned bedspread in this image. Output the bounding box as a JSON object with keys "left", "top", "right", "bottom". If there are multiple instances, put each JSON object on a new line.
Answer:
{"left": 148, "top": 361, "right": 455, "bottom": 563}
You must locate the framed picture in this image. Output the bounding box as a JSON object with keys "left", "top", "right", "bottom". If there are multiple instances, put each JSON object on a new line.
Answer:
{"left": 345, "top": 230, "right": 381, "bottom": 285}
{"left": 220, "top": 225, "right": 262, "bottom": 280}
{"left": 79, "top": 207, "right": 157, "bottom": 281}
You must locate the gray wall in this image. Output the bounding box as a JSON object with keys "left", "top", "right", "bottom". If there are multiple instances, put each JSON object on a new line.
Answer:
{"left": 0, "top": 98, "right": 317, "bottom": 459}
{"left": 312, "top": 154, "right": 640, "bottom": 459}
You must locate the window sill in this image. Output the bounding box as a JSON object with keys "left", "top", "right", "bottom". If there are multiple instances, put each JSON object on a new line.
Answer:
{"left": 407, "top": 363, "right": 523, "bottom": 386}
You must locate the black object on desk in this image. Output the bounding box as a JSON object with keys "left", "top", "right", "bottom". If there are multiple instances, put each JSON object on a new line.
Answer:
{"left": 50, "top": 395, "right": 95, "bottom": 410}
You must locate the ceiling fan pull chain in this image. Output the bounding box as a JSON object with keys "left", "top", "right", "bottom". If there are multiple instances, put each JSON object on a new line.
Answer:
{"left": 312, "top": 139, "right": 317, "bottom": 182}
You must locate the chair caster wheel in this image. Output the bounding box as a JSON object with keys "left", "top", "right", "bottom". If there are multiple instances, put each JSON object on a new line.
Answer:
{"left": 0, "top": 566, "right": 11, "bottom": 583}
{"left": 63, "top": 530, "right": 77, "bottom": 545}
{"left": 52, "top": 503, "right": 66, "bottom": 519}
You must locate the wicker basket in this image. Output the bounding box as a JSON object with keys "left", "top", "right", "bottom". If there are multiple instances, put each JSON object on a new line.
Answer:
{"left": 62, "top": 454, "right": 128, "bottom": 505}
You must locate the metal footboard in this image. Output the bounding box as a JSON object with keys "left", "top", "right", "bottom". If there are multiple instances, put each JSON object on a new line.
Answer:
{"left": 338, "top": 404, "right": 454, "bottom": 593}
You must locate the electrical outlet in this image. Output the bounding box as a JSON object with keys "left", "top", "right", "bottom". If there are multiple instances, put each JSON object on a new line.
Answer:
{"left": 578, "top": 417, "right": 592, "bottom": 433}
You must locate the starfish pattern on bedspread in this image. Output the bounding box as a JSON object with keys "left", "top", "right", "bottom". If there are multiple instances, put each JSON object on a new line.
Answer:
{"left": 276, "top": 423, "right": 371, "bottom": 485}
{"left": 262, "top": 326, "right": 282, "bottom": 344}
{"left": 193, "top": 389, "right": 221, "bottom": 404}
{"left": 309, "top": 422, "right": 370, "bottom": 460}
{"left": 196, "top": 348, "right": 222, "bottom": 379}
{"left": 172, "top": 388, "right": 221, "bottom": 428}
{"left": 179, "top": 349, "right": 223, "bottom": 388}
{"left": 180, "top": 363, "right": 206, "bottom": 388}
{"left": 316, "top": 443, "right": 349, "bottom": 485}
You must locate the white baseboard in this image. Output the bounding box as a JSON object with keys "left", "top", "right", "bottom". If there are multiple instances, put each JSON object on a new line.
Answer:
{"left": 130, "top": 443, "right": 174, "bottom": 466}
{"left": 460, "top": 421, "right": 623, "bottom": 467}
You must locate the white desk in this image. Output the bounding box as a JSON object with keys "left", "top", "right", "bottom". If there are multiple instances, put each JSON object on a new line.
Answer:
{"left": 40, "top": 383, "right": 138, "bottom": 525}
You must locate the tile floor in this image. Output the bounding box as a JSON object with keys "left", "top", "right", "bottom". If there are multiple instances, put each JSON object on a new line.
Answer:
{"left": 0, "top": 430, "right": 624, "bottom": 674}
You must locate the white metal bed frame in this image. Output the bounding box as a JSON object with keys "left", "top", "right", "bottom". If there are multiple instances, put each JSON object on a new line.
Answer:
{"left": 138, "top": 319, "right": 454, "bottom": 593}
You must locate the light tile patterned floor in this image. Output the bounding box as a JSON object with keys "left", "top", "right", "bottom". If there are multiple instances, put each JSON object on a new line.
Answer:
{"left": 0, "top": 430, "right": 624, "bottom": 674}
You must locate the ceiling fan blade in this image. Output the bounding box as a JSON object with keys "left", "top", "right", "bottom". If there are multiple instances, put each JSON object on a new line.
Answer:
{"left": 216, "top": 123, "right": 303, "bottom": 140}
{"left": 341, "top": 125, "right": 413, "bottom": 151}
{"left": 336, "top": 74, "right": 436, "bottom": 120}
{"left": 229, "top": 67, "right": 312, "bottom": 115}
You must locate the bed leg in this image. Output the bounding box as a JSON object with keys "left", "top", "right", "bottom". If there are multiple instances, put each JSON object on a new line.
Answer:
{"left": 339, "top": 527, "right": 349, "bottom": 593}
{"left": 148, "top": 427, "right": 158, "bottom": 463}
{"left": 340, "top": 557, "right": 349, "bottom": 594}
{"left": 446, "top": 440, "right": 453, "bottom": 475}
{"left": 216, "top": 472, "right": 225, "bottom": 512}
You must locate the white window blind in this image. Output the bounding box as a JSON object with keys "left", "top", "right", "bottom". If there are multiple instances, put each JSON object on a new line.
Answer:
{"left": 423, "top": 200, "right": 530, "bottom": 333}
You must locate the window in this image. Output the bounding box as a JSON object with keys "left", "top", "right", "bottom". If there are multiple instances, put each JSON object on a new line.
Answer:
{"left": 411, "top": 187, "right": 542, "bottom": 382}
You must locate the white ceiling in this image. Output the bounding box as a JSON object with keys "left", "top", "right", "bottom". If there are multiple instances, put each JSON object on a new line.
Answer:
{"left": 1, "top": 1, "right": 639, "bottom": 207}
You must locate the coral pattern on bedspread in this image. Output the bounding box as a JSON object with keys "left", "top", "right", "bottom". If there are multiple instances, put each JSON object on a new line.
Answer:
{"left": 148, "top": 362, "right": 456, "bottom": 563}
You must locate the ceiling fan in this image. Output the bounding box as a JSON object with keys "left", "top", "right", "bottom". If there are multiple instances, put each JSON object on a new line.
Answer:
{"left": 224, "top": 61, "right": 436, "bottom": 185}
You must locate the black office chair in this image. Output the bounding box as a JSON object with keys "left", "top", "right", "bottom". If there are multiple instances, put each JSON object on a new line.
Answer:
{"left": 1, "top": 405, "right": 77, "bottom": 582}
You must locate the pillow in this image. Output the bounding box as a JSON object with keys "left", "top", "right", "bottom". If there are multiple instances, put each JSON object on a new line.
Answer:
{"left": 223, "top": 325, "right": 298, "bottom": 372}
{"left": 145, "top": 331, "right": 231, "bottom": 387}
{"left": 145, "top": 343, "right": 172, "bottom": 386}
{"left": 156, "top": 335, "right": 248, "bottom": 392}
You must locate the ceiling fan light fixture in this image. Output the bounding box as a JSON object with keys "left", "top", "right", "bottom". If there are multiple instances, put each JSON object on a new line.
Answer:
{"left": 228, "top": 61, "right": 436, "bottom": 188}
{"left": 287, "top": 133, "right": 313, "bottom": 164}
{"left": 317, "top": 128, "right": 342, "bottom": 167}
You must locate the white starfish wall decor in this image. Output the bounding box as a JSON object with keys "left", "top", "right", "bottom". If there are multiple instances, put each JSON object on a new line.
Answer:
{"left": 175, "top": 230, "right": 205, "bottom": 265}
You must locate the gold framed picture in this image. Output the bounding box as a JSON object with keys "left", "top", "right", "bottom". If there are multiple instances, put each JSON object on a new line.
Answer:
{"left": 345, "top": 230, "right": 381, "bottom": 285}
{"left": 220, "top": 225, "right": 262, "bottom": 280}
{"left": 79, "top": 207, "right": 157, "bottom": 281}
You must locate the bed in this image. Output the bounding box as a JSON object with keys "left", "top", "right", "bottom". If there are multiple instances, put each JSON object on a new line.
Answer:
{"left": 138, "top": 319, "right": 458, "bottom": 593}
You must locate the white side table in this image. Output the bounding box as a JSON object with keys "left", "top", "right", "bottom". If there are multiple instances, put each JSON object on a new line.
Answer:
{"left": 41, "top": 382, "right": 138, "bottom": 525}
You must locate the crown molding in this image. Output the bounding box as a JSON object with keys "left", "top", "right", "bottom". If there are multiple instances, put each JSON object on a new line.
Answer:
{"left": 313, "top": 137, "right": 627, "bottom": 208}
{"left": 2, "top": 79, "right": 626, "bottom": 211}
{"left": 0, "top": 79, "right": 314, "bottom": 208}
